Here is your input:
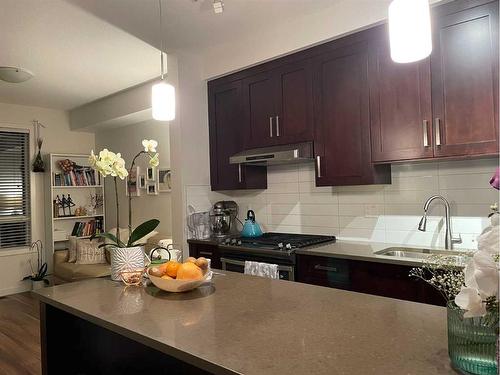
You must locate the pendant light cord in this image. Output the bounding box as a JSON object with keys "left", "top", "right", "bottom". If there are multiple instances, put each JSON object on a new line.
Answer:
{"left": 159, "top": 0, "right": 165, "bottom": 80}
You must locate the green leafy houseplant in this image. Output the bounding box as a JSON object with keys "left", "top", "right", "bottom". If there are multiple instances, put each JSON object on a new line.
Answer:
{"left": 22, "top": 240, "right": 49, "bottom": 285}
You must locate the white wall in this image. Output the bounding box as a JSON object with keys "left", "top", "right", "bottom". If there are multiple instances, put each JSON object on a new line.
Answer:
{"left": 0, "top": 102, "right": 95, "bottom": 296}
{"left": 95, "top": 119, "right": 172, "bottom": 238}
{"left": 186, "top": 159, "right": 499, "bottom": 250}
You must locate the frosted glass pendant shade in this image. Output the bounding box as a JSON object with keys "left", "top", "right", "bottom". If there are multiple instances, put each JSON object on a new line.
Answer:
{"left": 152, "top": 81, "right": 175, "bottom": 121}
{"left": 389, "top": 0, "right": 432, "bottom": 63}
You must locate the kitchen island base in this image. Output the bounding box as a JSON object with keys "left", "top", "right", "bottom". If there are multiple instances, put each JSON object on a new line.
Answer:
{"left": 40, "top": 303, "right": 212, "bottom": 375}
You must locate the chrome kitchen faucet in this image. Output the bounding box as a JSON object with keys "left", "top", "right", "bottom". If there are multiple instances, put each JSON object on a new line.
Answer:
{"left": 418, "top": 195, "right": 462, "bottom": 250}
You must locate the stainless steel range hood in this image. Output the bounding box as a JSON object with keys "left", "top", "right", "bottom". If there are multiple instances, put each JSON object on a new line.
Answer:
{"left": 229, "top": 142, "right": 314, "bottom": 165}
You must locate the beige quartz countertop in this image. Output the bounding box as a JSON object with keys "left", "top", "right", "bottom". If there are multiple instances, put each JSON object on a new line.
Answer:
{"left": 295, "top": 240, "right": 466, "bottom": 267}
{"left": 35, "top": 273, "right": 457, "bottom": 375}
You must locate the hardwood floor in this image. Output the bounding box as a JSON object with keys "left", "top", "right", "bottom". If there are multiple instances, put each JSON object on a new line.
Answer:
{"left": 0, "top": 292, "right": 41, "bottom": 375}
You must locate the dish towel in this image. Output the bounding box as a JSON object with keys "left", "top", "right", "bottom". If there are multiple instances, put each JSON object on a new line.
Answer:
{"left": 244, "top": 261, "right": 279, "bottom": 279}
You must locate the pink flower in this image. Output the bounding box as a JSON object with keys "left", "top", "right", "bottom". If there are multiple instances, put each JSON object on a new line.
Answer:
{"left": 490, "top": 167, "right": 500, "bottom": 190}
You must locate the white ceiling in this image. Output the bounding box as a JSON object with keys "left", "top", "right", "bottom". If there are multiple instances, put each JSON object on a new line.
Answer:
{"left": 66, "top": 0, "right": 338, "bottom": 53}
{"left": 0, "top": 0, "right": 160, "bottom": 110}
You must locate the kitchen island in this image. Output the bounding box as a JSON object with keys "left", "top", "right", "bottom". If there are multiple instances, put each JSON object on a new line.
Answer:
{"left": 34, "top": 272, "right": 457, "bottom": 375}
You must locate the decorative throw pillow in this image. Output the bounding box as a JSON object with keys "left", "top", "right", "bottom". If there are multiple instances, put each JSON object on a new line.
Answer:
{"left": 67, "top": 236, "right": 78, "bottom": 263}
{"left": 76, "top": 239, "right": 106, "bottom": 264}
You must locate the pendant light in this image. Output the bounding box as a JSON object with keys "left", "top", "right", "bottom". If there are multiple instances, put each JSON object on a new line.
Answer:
{"left": 388, "top": 0, "right": 432, "bottom": 63}
{"left": 152, "top": 0, "right": 175, "bottom": 121}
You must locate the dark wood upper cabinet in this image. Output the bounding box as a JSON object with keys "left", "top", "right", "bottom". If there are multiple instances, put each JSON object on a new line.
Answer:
{"left": 431, "top": 0, "right": 499, "bottom": 158}
{"left": 313, "top": 42, "right": 391, "bottom": 186}
{"left": 243, "top": 60, "right": 313, "bottom": 148}
{"left": 242, "top": 72, "right": 276, "bottom": 148}
{"left": 208, "top": 81, "right": 267, "bottom": 191}
{"left": 369, "top": 30, "right": 434, "bottom": 163}
{"left": 274, "top": 61, "right": 314, "bottom": 145}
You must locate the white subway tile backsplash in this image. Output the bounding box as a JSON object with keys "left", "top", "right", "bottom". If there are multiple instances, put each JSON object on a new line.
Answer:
{"left": 186, "top": 159, "right": 497, "bottom": 250}
{"left": 267, "top": 182, "right": 300, "bottom": 194}
{"left": 299, "top": 192, "right": 338, "bottom": 204}
{"left": 439, "top": 173, "right": 494, "bottom": 190}
{"left": 438, "top": 158, "right": 498, "bottom": 175}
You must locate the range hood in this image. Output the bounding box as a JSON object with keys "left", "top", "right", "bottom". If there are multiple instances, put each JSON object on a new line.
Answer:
{"left": 229, "top": 142, "right": 314, "bottom": 165}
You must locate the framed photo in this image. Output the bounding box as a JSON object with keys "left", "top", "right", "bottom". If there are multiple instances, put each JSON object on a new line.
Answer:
{"left": 147, "top": 167, "right": 155, "bottom": 181}
{"left": 125, "top": 167, "right": 140, "bottom": 197}
{"left": 138, "top": 174, "right": 146, "bottom": 189}
{"left": 147, "top": 183, "right": 158, "bottom": 195}
{"left": 157, "top": 168, "right": 171, "bottom": 192}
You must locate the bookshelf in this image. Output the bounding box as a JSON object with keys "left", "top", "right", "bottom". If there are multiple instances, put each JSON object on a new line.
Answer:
{"left": 45, "top": 153, "right": 106, "bottom": 253}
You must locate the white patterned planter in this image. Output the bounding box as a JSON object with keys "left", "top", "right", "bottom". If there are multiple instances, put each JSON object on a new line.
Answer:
{"left": 110, "top": 246, "right": 145, "bottom": 281}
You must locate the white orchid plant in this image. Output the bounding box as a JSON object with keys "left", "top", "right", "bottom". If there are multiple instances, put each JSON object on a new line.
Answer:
{"left": 411, "top": 169, "right": 499, "bottom": 328}
{"left": 89, "top": 140, "right": 160, "bottom": 247}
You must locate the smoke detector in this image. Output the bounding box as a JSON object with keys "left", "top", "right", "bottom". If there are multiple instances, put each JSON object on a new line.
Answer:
{"left": 213, "top": 0, "right": 224, "bottom": 14}
{"left": 0, "top": 67, "right": 34, "bottom": 83}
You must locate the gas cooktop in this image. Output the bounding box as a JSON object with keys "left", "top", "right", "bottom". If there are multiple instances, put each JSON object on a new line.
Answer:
{"left": 220, "top": 232, "right": 336, "bottom": 251}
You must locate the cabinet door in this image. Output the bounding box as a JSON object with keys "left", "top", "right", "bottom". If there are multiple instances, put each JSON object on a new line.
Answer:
{"left": 242, "top": 72, "right": 277, "bottom": 148}
{"left": 273, "top": 61, "right": 314, "bottom": 145}
{"left": 431, "top": 1, "right": 499, "bottom": 157}
{"left": 313, "top": 42, "right": 391, "bottom": 186}
{"left": 208, "top": 81, "right": 267, "bottom": 191}
{"left": 369, "top": 35, "right": 433, "bottom": 162}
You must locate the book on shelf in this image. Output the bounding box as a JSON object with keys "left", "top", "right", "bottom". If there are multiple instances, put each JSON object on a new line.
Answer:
{"left": 53, "top": 167, "right": 100, "bottom": 187}
{"left": 69, "top": 217, "right": 104, "bottom": 238}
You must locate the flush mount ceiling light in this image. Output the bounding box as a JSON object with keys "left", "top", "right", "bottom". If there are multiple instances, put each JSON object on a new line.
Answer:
{"left": 388, "top": 0, "right": 432, "bottom": 63}
{"left": 152, "top": 0, "right": 176, "bottom": 121}
{"left": 213, "top": 0, "right": 224, "bottom": 14}
{"left": 0, "top": 66, "right": 34, "bottom": 83}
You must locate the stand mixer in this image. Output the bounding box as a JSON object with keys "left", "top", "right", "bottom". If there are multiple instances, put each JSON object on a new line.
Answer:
{"left": 210, "top": 201, "right": 238, "bottom": 237}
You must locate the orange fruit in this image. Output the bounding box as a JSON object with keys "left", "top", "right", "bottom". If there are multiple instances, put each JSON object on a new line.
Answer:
{"left": 157, "top": 262, "right": 168, "bottom": 276}
{"left": 186, "top": 257, "right": 197, "bottom": 263}
{"left": 165, "top": 261, "right": 180, "bottom": 278}
{"left": 177, "top": 262, "right": 203, "bottom": 280}
{"left": 161, "top": 274, "right": 173, "bottom": 280}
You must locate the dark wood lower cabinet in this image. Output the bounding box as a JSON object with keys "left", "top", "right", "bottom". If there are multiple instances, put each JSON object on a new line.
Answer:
{"left": 296, "top": 254, "right": 445, "bottom": 306}
{"left": 188, "top": 242, "right": 221, "bottom": 269}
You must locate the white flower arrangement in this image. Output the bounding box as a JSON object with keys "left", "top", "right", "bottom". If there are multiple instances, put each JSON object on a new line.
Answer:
{"left": 455, "top": 212, "right": 499, "bottom": 319}
{"left": 88, "top": 140, "right": 161, "bottom": 246}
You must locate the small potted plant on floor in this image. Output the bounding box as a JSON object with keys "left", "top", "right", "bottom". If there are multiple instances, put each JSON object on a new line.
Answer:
{"left": 23, "top": 240, "right": 49, "bottom": 290}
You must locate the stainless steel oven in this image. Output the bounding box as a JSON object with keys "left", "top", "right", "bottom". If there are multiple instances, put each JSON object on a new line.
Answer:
{"left": 220, "top": 257, "right": 295, "bottom": 281}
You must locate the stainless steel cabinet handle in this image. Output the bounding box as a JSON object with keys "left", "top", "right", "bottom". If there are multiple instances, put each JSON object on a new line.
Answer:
{"left": 275, "top": 115, "right": 280, "bottom": 137}
{"left": 314, "top": 264, "right": 338, "bottom": 272}
{"left": 269, "top": 117, "right": 273, "bottom": 137}
{"left": 199, "top": 251, "right": 213, "bottom": 257}
{"left": 316, "top": 156, "right": 322, "bottom": 178}
{"left": 435, "top": 118, "right": 441, "bottom": 146}
{"left": 422, "top": 120, "right": 429, "bottom": 147}
{"left": 238, "top": 163, "right": 242, "bottom": 183}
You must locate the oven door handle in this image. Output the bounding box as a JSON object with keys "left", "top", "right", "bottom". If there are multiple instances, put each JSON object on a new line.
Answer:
{"left": 220, "top": 258, "right": 295, "bottom": 281}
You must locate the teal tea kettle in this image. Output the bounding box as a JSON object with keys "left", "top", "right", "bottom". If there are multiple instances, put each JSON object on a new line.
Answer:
{"left": 241, "top": 210, "right": 263, "bottom": 238}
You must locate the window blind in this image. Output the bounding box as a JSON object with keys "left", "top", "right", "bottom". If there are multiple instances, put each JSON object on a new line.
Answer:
{"left": 0, "top": 130, "right": 31, "bottom": 249}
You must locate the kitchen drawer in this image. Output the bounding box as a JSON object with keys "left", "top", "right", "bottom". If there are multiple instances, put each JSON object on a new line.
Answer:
{"left": 296, "top": 254, "right": 350, "bottom": 289}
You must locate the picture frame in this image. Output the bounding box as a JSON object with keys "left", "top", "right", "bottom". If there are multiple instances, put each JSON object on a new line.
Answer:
{"left": 157, "top": 168, "right": 172, "bottom": 193}
{"left": 147, "top": 167, "right": 155, "bottom": 181}
{"left": 147, "top": 183, "right": 158, "bottom": 195}
{"left": 125, "top": 166, "right": 140, "bottom": 197}
{"left": 138, "top": 174, "right": 146, "bottom": 189}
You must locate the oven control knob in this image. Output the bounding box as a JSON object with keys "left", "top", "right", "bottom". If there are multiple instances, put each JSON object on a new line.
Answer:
{"left": 231, "top": 238, "right": 237, "bottom": 245}
{"left": 225, "top": 238, "right": 231, "bottom": 244}
{"left": 277, "top": 242, "right": 284, "bottom": 249}
{"left": 237, "top": 240, "right": 242, "bottom": 246}
{"left": 285, "top": 243, "right": 292, "bottom": 250}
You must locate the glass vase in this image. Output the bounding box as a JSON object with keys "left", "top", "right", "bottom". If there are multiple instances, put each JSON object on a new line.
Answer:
{"left": 447, "top": 301, "right": 498, "bottom": 375}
